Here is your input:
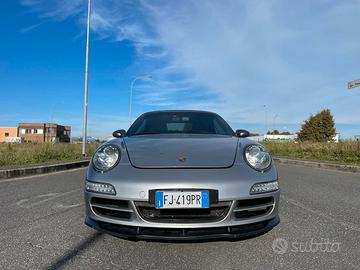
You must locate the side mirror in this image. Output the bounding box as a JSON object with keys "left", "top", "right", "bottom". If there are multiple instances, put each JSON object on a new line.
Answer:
{"left": 112, "top": 129, "right": 126, "bottom": 138}
{"left": 235, "top": 129, "right": 250, "bottom": 138}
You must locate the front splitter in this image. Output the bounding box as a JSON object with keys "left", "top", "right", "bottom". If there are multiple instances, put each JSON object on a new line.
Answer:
{"left": 85, "top": 215, "right": 280, "bottom": 241}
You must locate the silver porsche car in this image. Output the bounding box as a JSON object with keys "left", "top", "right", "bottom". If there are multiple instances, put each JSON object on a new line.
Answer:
{"left": 84, "top": 110, "right": 280, "bottom": 240}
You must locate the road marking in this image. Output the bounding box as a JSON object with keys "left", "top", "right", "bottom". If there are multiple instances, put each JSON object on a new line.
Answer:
{"left": 282, "top": 194, "right": 360, "bottom": 232}
{"left": 53, "top": 203, "right": 83, "bottom": 209}
{"left": 16, "top": 189, "right": 81, "bottom": 208}
{"left": 15, "top": 199, "right": 28, "bottom": 207}
{"left": 37, "top": 193, "right": 59, "bottom": 198}
{"left": 0, "top": 167, "right": 87, "bottom": 184}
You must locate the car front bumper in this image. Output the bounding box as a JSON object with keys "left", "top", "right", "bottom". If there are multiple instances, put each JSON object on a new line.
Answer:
{"left": 84, "top": 188, "right": 280, "bottom": 240}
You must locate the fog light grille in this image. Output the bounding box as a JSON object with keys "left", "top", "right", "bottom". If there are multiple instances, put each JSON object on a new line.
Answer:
{"left": 234, "top": 197, "right": 274, "bottom": 219}
{"left": 91, "top": 197, "right": 133, "bottom": 220}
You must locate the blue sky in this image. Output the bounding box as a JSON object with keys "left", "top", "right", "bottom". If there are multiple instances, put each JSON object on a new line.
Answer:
{"left": 1, "top": 0, "right": 360, "bottom": 138}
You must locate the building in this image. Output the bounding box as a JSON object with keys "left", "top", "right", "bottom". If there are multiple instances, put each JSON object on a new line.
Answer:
{"left": 332, "top": 133, "right": 340, "bottom": 143}
{"left": 264, "top": 134, "right": 298, "bottom": 141}
{"left": 0, "top": 127, "right": 18, "bottom": 142}
{"left": 249, "top": 134, "right": 298, "bottom": 142}
{"left": 18, "top": 123, "right": 71, "bottom": 143}
{"left": 249, "top": 133, "right": 341, "bottom": 143}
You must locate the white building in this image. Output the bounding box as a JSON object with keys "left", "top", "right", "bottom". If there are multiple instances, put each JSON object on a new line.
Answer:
{"left": 4, "top": 137, "right": 23, "bottom": 143}
{"left": 249, "top": 133, "right": 340, "bottom": 142}
{"left": 264, "top": 134, "right": 298, "bottom": 141}
{"left": 332, "top": 133, "right": 340, "bottom": 143}
{"left": 248, "top": 134, "right": 297, "bottom": 142}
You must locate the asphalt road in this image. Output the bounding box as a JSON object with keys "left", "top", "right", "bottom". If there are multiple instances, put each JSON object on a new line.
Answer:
{"left": 0, "top": 164, "right": 359, "bottom": 270}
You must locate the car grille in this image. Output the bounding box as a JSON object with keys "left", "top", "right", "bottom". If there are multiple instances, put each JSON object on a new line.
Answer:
{"left": 91, "top": 197, "right": 133, "bottom": 220}
{"left": 134, "top": 201, "right": 231, "bottom": 223}
{"left": 234, "top": 197, "right": 274, "bottom": 219}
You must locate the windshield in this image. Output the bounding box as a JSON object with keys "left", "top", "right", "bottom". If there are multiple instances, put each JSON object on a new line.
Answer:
{"left": 127, "top": 111, "right": 235, "bottom": 136}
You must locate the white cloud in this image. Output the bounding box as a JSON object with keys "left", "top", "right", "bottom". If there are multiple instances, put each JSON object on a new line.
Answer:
{"left": 21, "top": 0, "right": 360, "bottom": 136}
{"left": 139, "top": 1, "right": 360, "bottom": 127}
{"left": 22, "top": 0, "right": 84, "bottom": 20}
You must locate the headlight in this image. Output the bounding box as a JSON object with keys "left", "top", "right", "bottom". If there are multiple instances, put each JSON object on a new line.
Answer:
{"left": 85, "top": 180, "right": 116, "bottom": 195}
{"left": 250, "top": 180, "right": 279, "bottom": 194}
{"left": 244, "top": 144, "right": 272, "bottom": 171}
{"left": 92, "top": 144, "right": 120, "bottom": 172}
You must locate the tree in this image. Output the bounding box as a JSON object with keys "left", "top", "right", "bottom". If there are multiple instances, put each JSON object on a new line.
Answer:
{"left": 298, "top": 109, "right": 336, "bottom": 142}
{"left": 267, "top": 130, "right": 280, "bottom": 135}
{"left": 267, "top": 130, "right": 293, "bottom": 135}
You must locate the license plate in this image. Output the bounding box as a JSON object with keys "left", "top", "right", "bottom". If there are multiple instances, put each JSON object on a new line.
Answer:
{"left": 155, "top": 190, "right": 209, "bottom": 209}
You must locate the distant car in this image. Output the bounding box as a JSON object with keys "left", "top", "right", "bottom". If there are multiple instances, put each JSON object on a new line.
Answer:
{"left": 84, "top": 110, "right": 280, "bottom": 240}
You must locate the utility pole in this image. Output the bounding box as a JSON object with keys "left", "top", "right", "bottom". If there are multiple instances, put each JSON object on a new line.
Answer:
{"left": 82, "top": 0, "right": 91, "bottom": 157}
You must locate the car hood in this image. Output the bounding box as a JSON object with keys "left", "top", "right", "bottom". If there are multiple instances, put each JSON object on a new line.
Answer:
{"left": 123, "top": 135, "right": 239, "bottom": 168}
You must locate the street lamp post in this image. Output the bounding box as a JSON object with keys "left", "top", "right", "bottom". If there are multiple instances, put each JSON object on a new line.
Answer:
{"left": 273, "top": 114, "right": 278, "bottom": 132}
{"left": 263, "top": 105, "right": 268, "bottom": 135}
{"left": 82, "top": 0, "right": 91, "bottom": 157}
{"left": 347, "top": 78, "right": 360, "bottom": 140}
{"left": 129, "top": 75, "right": 152, "bottom": 126}
{"left": 348, "top": 79, "right": 360, "bottom": 90}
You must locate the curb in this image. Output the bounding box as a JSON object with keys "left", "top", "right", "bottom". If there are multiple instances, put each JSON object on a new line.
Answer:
{"left": 0, "top": 160, "right": 90, "bottom": 180}
{"left": 273, "top": 157, "right": 360, "bottom": 173}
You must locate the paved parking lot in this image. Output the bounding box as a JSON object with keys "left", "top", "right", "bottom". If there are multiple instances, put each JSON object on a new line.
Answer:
{"left": 0, "top": 163, "right": 359, "bottom": 269}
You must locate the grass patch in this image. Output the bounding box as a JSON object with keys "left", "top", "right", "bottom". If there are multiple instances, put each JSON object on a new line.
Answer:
{"left": 2, "top": 141, "right": 360, "bottom": 168}
{"left": 262, "top": 141, "right": 360, "bottom": 165}
{"left": 0, "top": 143, "right": 100, "bottom": 168}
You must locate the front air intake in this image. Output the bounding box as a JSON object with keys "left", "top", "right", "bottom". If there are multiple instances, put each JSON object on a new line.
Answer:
{"left": 91, "top": 197, "right": 133, "bottom": 220}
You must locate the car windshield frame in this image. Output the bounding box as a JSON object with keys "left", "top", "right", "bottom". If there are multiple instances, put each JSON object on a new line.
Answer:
{"left": 126, "top": 111, "right": 235, "bottom": 137}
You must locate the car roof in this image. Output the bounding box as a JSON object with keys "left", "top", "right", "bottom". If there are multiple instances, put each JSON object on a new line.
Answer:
{"left": 140, "top": 110, "right": 219, "bottom": 116}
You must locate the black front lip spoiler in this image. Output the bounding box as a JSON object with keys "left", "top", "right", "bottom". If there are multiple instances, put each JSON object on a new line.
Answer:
{"left": 85, "top": 216, "right": 280, "bottom": 241}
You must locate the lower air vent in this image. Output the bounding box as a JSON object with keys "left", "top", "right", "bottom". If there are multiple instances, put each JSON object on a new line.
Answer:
{"left": 234, "top": 197, "right": 274, "bottom": 219}
{"left": 91, "top": 197, "right": 133, "bottom": 220}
